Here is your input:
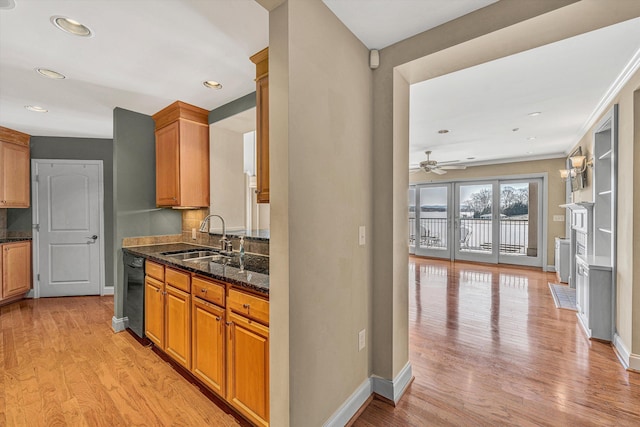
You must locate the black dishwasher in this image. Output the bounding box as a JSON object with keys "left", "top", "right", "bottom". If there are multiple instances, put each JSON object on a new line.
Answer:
{"left": 123, "top": 251, "right": 145, "bottom": 338}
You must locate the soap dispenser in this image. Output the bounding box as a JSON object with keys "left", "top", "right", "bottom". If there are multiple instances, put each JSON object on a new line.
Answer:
{"left": 239, "top": 236, "right": 245, "bottom": 272}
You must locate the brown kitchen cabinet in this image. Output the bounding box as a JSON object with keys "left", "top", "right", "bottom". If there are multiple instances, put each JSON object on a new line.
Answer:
{"left": 0, "top": 126, "right": 30, "bottom": 208}
{"left": 250, "top": 48, "right": 269, "bottom": 204}
{"left": 227, "top": 289, "right": 270, "bottom": 427}
{"left": 144, "top": 262, "right": 192, "bottom": 370}
{"left": 192, "top": 293, "right": 226, "bottom": 396}
{"left": 152, "top": 101, "right": 210, "bottom": 208}
{"left": 0, "top": 240, "right": 32, "bottom": 302}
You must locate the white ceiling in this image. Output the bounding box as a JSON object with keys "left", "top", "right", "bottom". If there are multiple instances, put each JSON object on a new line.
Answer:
{"left": 0, "top": 0, "right": 268, "bottom": 138}
{"left": 323, "top": 0, "right": 497, "bottom": 49}
{"left": 408, "top": 17, "right": 640, "bottom": 167}
{"left": 1, "top": 1, "right": 639, "bottom": 171}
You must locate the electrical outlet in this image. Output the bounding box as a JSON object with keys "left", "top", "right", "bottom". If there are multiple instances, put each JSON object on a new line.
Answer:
{"left": 553, "top": 215, "right": 565, "bottom": 222}
{"left": 358, "top": 329, "right": 366, "bottom": 351}
{"left": 359, "top": 226, "right": 366, "bottom": 246}
{"left": 191, "top": 228, "right": 197, "bottom": 240}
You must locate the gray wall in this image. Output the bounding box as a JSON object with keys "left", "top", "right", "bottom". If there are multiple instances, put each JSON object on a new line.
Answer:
{"left": 7, "top": 136, "right": 115, "bottom": 289}
{"left": 113, "top": 107, "right": 181, "bottom": 318}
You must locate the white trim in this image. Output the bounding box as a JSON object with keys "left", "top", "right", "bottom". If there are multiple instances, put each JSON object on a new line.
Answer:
{"left": 31, "top": 159, "right": 106, "bottom": 298}
{"left": 613, "top": 333, "right": 630, "bottom": 369}
{"left": 323, "top": 378, "right": 372, "bottom": 427}
{"left": 112, "top": 316, "right": 128, "bottom": 332}
{"left": 372, "top": 361, "right": 413, "bottom": 404}
{"left": 630, "top": 353, "right": 640, "bottom": 372}
{"left": 102, "top": 286, "right": 114, "bottom": 296}
{"left": 546, "top": 265, "right": 556, "bottom": 273}
{"left": 569, "top": 47, "right": 640, "bottom": 156}
{"left": 323, "top": 362, "right": 413, "bottom": 426}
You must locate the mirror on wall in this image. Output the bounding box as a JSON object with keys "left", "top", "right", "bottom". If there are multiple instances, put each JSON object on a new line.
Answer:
{"left": 209, "top": 107, "right": 270, "bottom": 232}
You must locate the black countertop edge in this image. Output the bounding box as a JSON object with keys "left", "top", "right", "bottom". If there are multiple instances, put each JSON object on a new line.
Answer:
{"left": 0, "top": 237, "right": 33, "bottom": 244}
{"left": 123, "top": 244, "right": 269, "bottom": 296}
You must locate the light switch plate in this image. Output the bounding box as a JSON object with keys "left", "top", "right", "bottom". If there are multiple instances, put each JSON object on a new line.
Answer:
{"left": 359, "top": 226, "right": 366, "bottom": 246}
{"left": 553, "top": 215, "right": 565, "bottom": 222}
{"left": 191, "top": 228, "right": 197, "bottom": 240}
{"left": 358, "top": 329, "right": 366, "bottom": 351}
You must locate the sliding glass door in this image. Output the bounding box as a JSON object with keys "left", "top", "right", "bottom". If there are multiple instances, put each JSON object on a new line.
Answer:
{"left": 410, "top": 178, "right": 543, "bottom": 268}
{"left": 414, "top": 183, "right": 452, "bottom": 259}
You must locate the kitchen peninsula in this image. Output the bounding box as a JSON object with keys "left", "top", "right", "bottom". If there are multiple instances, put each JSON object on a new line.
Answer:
{"left": 123, "top": 238, "right": 270, "bottom": 427}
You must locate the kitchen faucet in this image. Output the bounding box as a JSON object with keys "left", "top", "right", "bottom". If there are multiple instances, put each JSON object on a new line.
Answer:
{"left": 199, "top": 214, "right": 233, "bottom": 253}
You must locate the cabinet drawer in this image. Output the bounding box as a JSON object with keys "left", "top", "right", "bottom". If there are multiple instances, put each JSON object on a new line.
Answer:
{"left": 228, "top": 289, "right": 269, "bottom": 325}
{"left": 192, "top": 276, "right": 225, "bottom": 307}
{"left": 166, "top": 267, "right": 191, "bottom": 293}
{"left": 146, "top": 260, "right": 165, "bottom": 281}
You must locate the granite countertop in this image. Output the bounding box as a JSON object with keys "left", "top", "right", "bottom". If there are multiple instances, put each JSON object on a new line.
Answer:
{"left": 212, "top": 229, "right": 270, "bottom": 241}
{"left": 123, "top": 243, "right": 269, "bottom": 296}
{"left": 0, "top": 237, "right": 32, "bottom": 244}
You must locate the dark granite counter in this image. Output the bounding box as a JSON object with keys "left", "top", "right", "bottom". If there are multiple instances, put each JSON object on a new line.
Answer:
{"left": 123, "top": 243, "right": 269, "bottom": 296}
{"left": 0, "top": 237, "right": 32, "bottom": 244}
{"left": 224, "top": 229, "right": 270, "bottom": 241}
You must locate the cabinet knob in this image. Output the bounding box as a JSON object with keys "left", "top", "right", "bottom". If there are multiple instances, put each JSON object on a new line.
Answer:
{"left": 255, "top": 190, "right": 260, "bottom": 194}
{"left": 225, "top": 321, "right": 233, "bottom": 326}
{"left": 201, "top": 288, "right": 207, "bottom": 293}
{"left": 215, "top": 316, "right": 221, "bottom": 321}
{"left": 155, "top": 288, "right": 160, "bottom": 293}
{"left": 242, "top": 303, "right": 250, "bottom": 309}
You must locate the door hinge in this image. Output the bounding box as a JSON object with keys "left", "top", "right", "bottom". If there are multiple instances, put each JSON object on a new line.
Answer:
{"left": 35, "top": 174, "right": 39, "bottom": 182}
{"left": 37, "top": 273, "right": 40, "bottom": 281}
{"left": 33, "top": 224, "right": 40, "bottom": 231}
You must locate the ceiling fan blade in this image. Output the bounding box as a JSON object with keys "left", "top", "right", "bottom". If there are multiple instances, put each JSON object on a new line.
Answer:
{"left": 431, "top": 168, "right": 447, "bottom": 175}
{"left": 437, "top": 160, "right": 460, "bottom": 165}
{"left": 440, "top": 165, "right": 467, "bottom": 170}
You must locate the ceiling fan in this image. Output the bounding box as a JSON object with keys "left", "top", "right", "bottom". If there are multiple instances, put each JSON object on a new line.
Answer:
{"left": 417, "top": 150, "right": 467, "bottom": 175}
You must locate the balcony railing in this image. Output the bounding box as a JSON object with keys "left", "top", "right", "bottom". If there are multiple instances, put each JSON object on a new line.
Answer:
{"left": 409, "top": 217, "right": 530, "bottom": 255}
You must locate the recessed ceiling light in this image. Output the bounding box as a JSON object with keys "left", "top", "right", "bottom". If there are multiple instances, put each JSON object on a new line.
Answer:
{"left": 51, "top": 16, "right": 93, "bottom": 37}
{"left": 0, "top": 0, "right": 16, "bottom": 10}
{"left": 527, "top": 136, "right": 536, "bottom": 141}
{"left": 25, "top": 105, "right": 48, "bottom": 113}
{"left": 512, "top": 128, "right": 519, "bottom": 132}
{"left": 528, "top": 112, "right": 542, "bottom": 117}
{"left": 526, "top": 151, "right": 533, "bottom": 154}
{"left": 203, "top": 80, "right": 223, "bottom": 90}
{"left": 437, "top": 129, "right": 449, "bottom": 134}
{"left": 467, "top": 157, "right": 475, "bottom": 160}
{"left": 35, "top": 68, "right": 66, "bottom": 79}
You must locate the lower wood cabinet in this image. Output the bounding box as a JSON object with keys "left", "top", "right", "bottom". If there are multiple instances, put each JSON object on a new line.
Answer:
{"left": 142, "top": 260, "right": 269, "bottom": 426}
{"left": 227, "top": 311, "right": 270, "bottom": 427}
{"left": 165, "top": 284, "right": 191, "bottom": 369}
{"left": 1, "top": 240, "right": 32, "bottom": 302}
{"left": 192, "top": 296, "right": 226, "bottom": 396}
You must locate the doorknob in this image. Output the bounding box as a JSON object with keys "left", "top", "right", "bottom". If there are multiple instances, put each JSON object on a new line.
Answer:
{"left": 86, "top": 235, "right": 98, "bottom": 240}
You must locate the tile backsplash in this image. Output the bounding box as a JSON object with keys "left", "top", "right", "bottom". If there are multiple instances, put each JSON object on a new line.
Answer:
{"left": 0, "top": 209, "right": 6, "bottom": 239}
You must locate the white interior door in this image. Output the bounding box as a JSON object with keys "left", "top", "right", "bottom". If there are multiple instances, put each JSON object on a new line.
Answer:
{"left": 33, "top": 160, "right": 104, "bottom": 297}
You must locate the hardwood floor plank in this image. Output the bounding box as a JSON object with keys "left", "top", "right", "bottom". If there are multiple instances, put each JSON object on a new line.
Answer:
{"left": 356, "top": 258, "right": 640, "bottom": 426}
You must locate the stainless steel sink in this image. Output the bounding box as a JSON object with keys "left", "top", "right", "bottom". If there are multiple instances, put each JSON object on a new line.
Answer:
{"left": 162, "top": 250, "right": 218, "bottom": 260}
{"left": 184, "top": 254, "right": 231, "bottom": 263}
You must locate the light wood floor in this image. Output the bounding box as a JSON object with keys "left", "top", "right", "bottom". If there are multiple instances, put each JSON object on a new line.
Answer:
{"left": 0, "top": 296, "right": 242, "bottom": 427}
{"left": 355, "top": 257, "right": 640, "bottom": 426}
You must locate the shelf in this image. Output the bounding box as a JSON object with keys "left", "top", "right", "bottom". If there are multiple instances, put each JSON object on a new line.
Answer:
{"left": 598, "top": 228, "right": 612, "bottom": 234}
{"left": 598, "top": 149, "right": 612, "bottom": 160}
{"left": 598, "top": 190, "right": 612, "bottom": 196}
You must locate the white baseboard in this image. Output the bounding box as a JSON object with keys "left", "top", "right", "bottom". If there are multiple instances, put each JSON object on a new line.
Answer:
{"left": 102, "top": 286, "right": 114, "bottom": 296}
{"left": 613, "top": 333, "right": 630, "bottom": 369}
{"left": 546, "top": 265, "right": 556, "bottom": 273}
{"left": 630, "top": 353, "right": 640, "bottom": 371}
{"left": 323, "top": 362, "right": 413, "bottom": 426}
{"left": 323, "top": 378, "right": 372, "bottom": 427}
{"left": 372, "top": 362, "right": 413, "bottom": 404}
{"left": 112, "top": 316, "right": 128, "bottom": 333}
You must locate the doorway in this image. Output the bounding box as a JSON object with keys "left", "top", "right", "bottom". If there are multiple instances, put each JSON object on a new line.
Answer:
{"left": 411, "top": 177, "right": 544, "bottom": 267}
{"left": 32, "top": 160, "right": 105, "bottom": 297}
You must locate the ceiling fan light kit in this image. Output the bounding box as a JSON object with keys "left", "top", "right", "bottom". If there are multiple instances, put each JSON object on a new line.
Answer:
{"left": 418, "top": 150, "right": 466, "bottom": 174}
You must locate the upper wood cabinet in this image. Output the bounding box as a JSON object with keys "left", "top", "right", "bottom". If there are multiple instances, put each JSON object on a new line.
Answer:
{"left": 152, "top": 101, "right": 210, "bottom": 208}
{"left": 0, "top": 126, "right": 30, "bottom": 208}
{"left": 250, "top": 48, "right": 269, "bottom": 204}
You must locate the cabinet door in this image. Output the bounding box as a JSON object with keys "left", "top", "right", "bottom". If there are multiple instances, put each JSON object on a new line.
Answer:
{"left": 165, "top": 284, "right": 191, "bottom": 369}
{"left": 156, "top": 121, "right": 180, "bottom": 206}
{"left": 1, "top": 241, "right": 31, "bottom": 299}
{"left": 144, "top": 276, "right": 165, "bottom": 348}
{"left": 0, "top": 141, "right": 30, "bottom": 208}
{"left": 227, "top": 312, "right": 269, "bottom": 427}
{"left": 192, "top": 297, "right": 225, "bottom": 396}
{"left": 255, "top": 76, "right": 269, "bottom": 204}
